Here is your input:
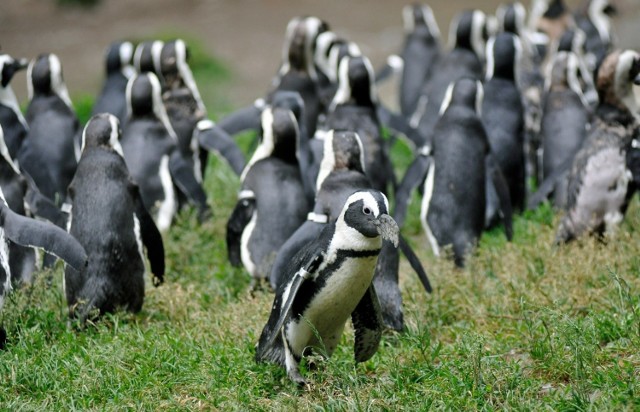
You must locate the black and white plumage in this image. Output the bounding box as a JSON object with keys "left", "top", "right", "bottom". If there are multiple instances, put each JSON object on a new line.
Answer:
{"left": 19, "top": 53, "right": 80, "bottom": 205}
{"left": 0, "top": 54, "right": 29, "bottom": 160}
{"left": 324, "top": 55, "right": 394, "bottom": 194}
{"left": 65, "top": 114, "right": 164, "bottom": 322}
{"left": 133, "top": 40, "right": 163, "bottom": 75}
{"left": 256, "top": 189, "right": 398, "bottom": 386}
{"left": 482, "top": 33, "right": 526, "bottom": 214}
{"left": 556, "top": 50, "right": 640, "bottom": 243}
{"left": 574, "top": 0, "right": 617, "bottom": 72}
{"left": 92, "top": 41, "right": 136, "bottom": 125}
{"left": 414, "top": 10, "right": 489, "bottom": 146}
{"left": 226, "top": 107, "right": 310, "bottom": 285}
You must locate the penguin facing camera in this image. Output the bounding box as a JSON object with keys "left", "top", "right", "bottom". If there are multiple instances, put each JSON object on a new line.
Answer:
{"left": 256, "top": 189, "right": 398, "bottom": 386}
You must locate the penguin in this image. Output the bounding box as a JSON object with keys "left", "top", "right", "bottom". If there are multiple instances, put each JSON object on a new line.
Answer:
{"left": 528, "top": 51, "right": 591, "bottom": 209}
{"left": 0, "top": 125, "right": 69, "bottom": 285}
{"left": 92, "top": 40, "right": 136, "bottom": 125}
{"left": 0, "top": 54, "right": 29, "bottom": 160}
{"left": 133, "top": 40, "right": 164, "bottom": 75}
{"left": 255, "top": 189, "right": 398, "bottom": 386}
{"left": 324, "top": 55, "right": 394, "bottom": 194}
{"left": 65, "top": 113, "right": 165, "bottom": 322}
{"left": 0, "top": 183, "right": 87, "bottom": 347}
{"left": 528, "top": 0, "right": 575, "bottom": 57}
{"left": 226, "top": 107, "right": 310, "bottom": 286}
{"left": 397, "top": 4, "right": 442, "bottom": 117}
{"left": 157, "top": 39, "right": 210, "bottom": 186}
{"left": 268, "top": 17, "right": 326, "bottom": 136}
{"left": 414, "top": 10, "right": 489, "bottom": 147}
{"left": 555, "top": 50, "right": 640, "bottom": 243}
{"left": 482, "top": 33, "right": 526, "bottom": 214}
{"left": 120, "top": 72, "right": 209, "bottom": 230}
{"left": 421, "top": 78, "right": 508, "bottom": 267}
{"left": 19, "top": 53, "right": 79, "bottom": 205}
{"left": 269, "top": 130, "right": 431, "bottom": 330}
{"left": 574, "top": 0, "right": 617, "bottom": 71}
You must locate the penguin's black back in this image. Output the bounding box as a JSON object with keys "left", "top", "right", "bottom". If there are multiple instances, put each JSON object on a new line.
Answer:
{"left": 428, "top": 82, "right": 487, "bottom": 263}
{"left": 0, "top": 106, "right": 27, "bottom": 159}
{"left": 66, "top": 147, "right": 145, "bottom": 314}
{"left": 120, "top": 118, "right": 174, "bottom": 214}
{"left": 92, "top": 72, "right": 129, "bottom": 124}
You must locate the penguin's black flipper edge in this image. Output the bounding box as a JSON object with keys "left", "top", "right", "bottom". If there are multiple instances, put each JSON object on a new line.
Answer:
{"left": 1, "top": 204, "right": 87, "bottom": 270}
{"left": 168, "top": 151, "right": 210, "bottom": 217}
{"left": 486, "top": 154, "right": 514, "bottom": 241}
{"left": 398, "top": 235, "right": 432, "bottom": 293}
{"left": 132, "top": 185, "right": 165, "bottom": 286}
{"left": 24, "top": 176, "right": 67, "bottom": 228}
{"left": 217, "top": 103, "right": 262, "bottom": 136}
{"left": 226, "top": 196, "right": 256, "bottom": 266}
{"left": 260, "top": 252, "right": 324, "bottom": 355}
{"left": 394, "top": 153, "right": 431, "bottom": 227}
{"left": 352, "top": 285, "right": 383, "bottom": 363}
{"left": 197, "top": 123, "right": 246, "bottom": 176}
{"left": 376, "top": 105, "right": 423, "bottom": 148}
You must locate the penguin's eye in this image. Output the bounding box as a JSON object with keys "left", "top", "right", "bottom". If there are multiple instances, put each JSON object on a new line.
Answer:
{"left": 362, "top": 206, "right": 372, "bottom": 215}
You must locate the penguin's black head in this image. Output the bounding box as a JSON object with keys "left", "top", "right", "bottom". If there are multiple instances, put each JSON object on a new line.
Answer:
{"left": 556, "top": 29, "right": 587, "bottom": 56}
{"left": 81, "top": 113, "right": 122, "bottom": 154}
{"left": 258, "top": 107, "right": 299, "bottom": 164}
{"left": 332, "top": 55, "right": 376, "bottom": 108}
{"left": 543, "top": 0, "right": 568, "bottom": 18}
{"left": 287, "top": 22, "right": 308, "bottom": 72}
{"left": 327, "top": 41, "right": 361, "bottom": 83}
{"left": 105, "top": 41, "right": 134, "bottom": 74}
{"left": 450, "top": 10, "right": 488, "bottom": 60}
{"left": 402, "top": 4, "right": 440, "bottom": 38}
{"left": 0, "top": 54, "right": 28, "bottom": 88}
{"left": 126, "top": 72, "right": 164, "bottom": 118}
{"left": 486, "top": 32, "right": 521, "bottom": 81}
{"left": 29, "top": 54, "right": 56, "bottom": 95}
{"left": 330, "top": 131, "right": 365, "bottom": 173}
{"left": 596, "top": 50, "right": 640, "bottom": 113}
{"left": 270, "top": 91, "right": 305, "bottom": 127}
{"left": 496, "top": 2, "right": 526, "bottom": 35}
{"left": 159, "top": 39, "right": 191, "bottom": 87}
{"left": 337, "top": 190, "right": 399, "bottom": 247}
{"left": 440, "top": 77, "right": 483, "bottom": 116}
{"left": 133, "top": 40, "right": 163, "bottom": 74}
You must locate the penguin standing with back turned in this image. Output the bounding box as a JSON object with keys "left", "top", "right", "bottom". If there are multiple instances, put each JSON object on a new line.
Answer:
{"left": 0, "top": 54, "right": 29, "bottom": 160}
{"left": 65, "top": 113, "right": 165, "bottom": 322}
{"left": 92, "top": 40, "right": 136, "bottom": 125}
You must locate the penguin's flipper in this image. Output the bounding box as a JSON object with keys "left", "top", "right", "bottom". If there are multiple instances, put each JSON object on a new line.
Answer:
{"left": 24, "top": 176, "right": 67, "bottom": 228}
{"left": 260, "top": 253, "right": 324, "bottom": 353}
{"left": 217, "top": 103, "right": 263, "bottom": 136}
{"left": 486, "top": 154, "right": 513, "bottom": 241}
{"left": 196, "top": 121, "right": 246, "bottom": 176}
{"left": 168, "top": 151, "right": 211, "bottom": 220}
{"left": 527, "top": 159, "right": 573, "bottom": 210}
{"left": 376, "top": 105, "right": 423, "bottom": 148}
{"left": 399, "top": 235, "right": 432, "bottom": 293}
{"left": 226, "top": 195, "right": 256, "bottom": 266}
{"left": 269, "top": 222, "right": 323, "bottom": 290}
{"left": 375, "top": 54, "right": 403, "bottom": 84}
{"left": 1, "top": 204, "right": 87, "bottom": 270}
{"left": 132, "top": 184, "right": 165, "bottom": 286}
{"left": 352, "top": 284, "right": 383, "bottom": 363}
{"left": 394, "top": 152, "right": 431, "bottom": 226}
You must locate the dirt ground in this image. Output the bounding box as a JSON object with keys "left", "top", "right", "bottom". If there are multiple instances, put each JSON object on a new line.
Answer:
{"left": 1, "top": 0, "right": 639, "bottom": 109}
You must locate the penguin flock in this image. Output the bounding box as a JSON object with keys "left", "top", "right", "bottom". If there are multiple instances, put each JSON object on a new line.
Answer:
{"left": 0, "top": 0, "right": 638, "bottom": 386}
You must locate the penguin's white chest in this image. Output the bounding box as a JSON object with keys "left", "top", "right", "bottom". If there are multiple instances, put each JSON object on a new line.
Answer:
{"left": 286, "top": 254, "right": 378, "bottom": 357}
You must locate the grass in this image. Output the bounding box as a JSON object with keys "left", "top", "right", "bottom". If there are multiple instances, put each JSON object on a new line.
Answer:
{"left": 2, "top": 38, "right": 640, "bottom": 410}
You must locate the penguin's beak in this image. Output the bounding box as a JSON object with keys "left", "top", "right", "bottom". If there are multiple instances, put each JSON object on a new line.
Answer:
{"left": 1, "top": 58, "right": 29, "bottom": 88}
{"left": 375, "top": 214, "right": 399, "bottom": 248}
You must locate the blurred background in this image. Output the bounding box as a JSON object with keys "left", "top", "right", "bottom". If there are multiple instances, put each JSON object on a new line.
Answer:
{"left": 2, "top": 0, "right": 639, "bottom": 114}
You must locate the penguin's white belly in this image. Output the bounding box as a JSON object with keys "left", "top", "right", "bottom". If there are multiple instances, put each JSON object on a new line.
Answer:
{"left": 286, "top": 255, "right": 378, "bottom": 357}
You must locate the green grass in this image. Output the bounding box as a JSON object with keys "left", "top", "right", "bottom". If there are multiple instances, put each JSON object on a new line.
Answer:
{"left": 2, "top": 43, "right": 640, "bottom": 410}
